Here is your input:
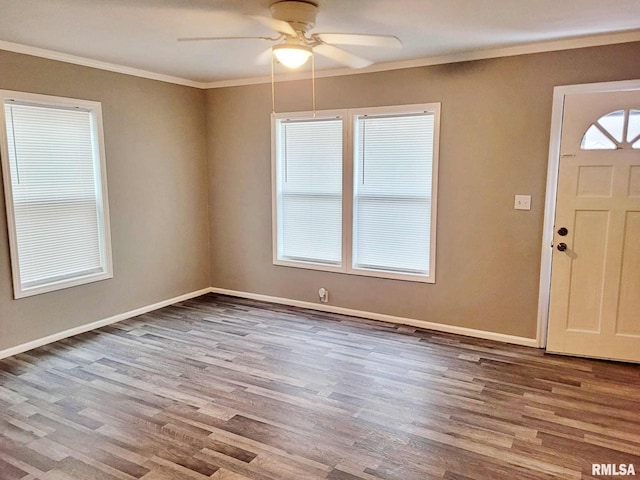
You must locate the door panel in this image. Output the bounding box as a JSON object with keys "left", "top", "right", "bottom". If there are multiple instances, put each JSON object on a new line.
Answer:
{"left": 616, "top": 212, "right": 640, "bottom": 336}
{"left": 577, "top": 166, "right": 613, "bottom": 197}
{"left": 566, "top": 210, "right": 608, "bottom": 333}
{"left": 629, "top": 166, "right": 640, "bottom": 196}
{"left": 547, "top": 89, "right": 640, "bottom": 362}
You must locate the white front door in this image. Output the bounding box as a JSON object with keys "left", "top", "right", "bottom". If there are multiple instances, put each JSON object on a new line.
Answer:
{"left": 546, "top": 89, "right": 640, "bottom": 362}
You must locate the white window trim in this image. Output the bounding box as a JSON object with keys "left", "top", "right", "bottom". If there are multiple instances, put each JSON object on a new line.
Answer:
{"left": 271, "top": 103, "right": 440, "bottom": 283}
{"left": 0, "top": 90, "right": 113, "bottom": 299}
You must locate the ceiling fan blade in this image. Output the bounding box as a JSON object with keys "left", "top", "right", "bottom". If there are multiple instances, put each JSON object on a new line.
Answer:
{"left": 315, "top": 33, "right": 402, "bottom": 48}
{"left": 313, "top": 44, "right": 373, "bottom": 69}
{"left": 178, "top": 36, "right": 274, "bottom": 42}
{"left": 256, "top": 47, "right": 274, "bottom": 65}
{"left": 249, "top": 15, "right": 296, "bottom": 37}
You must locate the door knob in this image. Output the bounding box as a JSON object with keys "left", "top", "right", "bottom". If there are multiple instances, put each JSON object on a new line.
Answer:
{"left": 557, "top": 243, "right": 567, "bottom": 252}
{"left": 557, "top": 227, "right": 568, "bottom": 236}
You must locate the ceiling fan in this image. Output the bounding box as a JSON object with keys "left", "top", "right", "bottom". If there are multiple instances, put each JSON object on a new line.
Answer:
{"left": 178, "top": 0, "right": 402, "bottom": 69}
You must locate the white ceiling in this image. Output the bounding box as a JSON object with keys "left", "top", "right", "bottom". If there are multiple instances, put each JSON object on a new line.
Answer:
{"left": 0, "top": 0, "right": 638, "bottom": 87}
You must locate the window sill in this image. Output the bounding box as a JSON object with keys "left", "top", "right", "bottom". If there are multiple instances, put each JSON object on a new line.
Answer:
{"left": 273, "top": 259, "right": 434, "bottom": 283}
{"left": 14, "top": 270, "right": 113, "bottom": 299}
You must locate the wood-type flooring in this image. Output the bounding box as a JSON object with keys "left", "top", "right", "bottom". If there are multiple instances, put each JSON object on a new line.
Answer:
{"left": 0, "top": 293, "right": 639, "bottom": 480}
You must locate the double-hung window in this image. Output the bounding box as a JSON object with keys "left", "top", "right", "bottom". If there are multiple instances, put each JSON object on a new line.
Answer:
{"left": 0, "top": 91, "right": 113, "bottom": 298}
{"left": 273, "top": 112, "right": 344, "bottom": 269}
{"left": 272, "top": 103, "right": 440, "bottom": 282}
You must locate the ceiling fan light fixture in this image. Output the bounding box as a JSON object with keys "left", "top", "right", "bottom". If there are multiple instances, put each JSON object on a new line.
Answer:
{"left": 272, "top": 44, "right": 312, "bottom": 68}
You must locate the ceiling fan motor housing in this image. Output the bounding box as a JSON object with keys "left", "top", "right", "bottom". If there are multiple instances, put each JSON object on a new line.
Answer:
{"left": 270, "top": 1, "right": 318, "bottom": 33}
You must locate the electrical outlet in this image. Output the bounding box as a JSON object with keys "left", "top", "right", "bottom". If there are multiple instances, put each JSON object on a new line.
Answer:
{"left": 318, "top": 287, "right": 329, "bottom": 303}
{"left": 514, "top": 195, "right": 531, "bottom": 210}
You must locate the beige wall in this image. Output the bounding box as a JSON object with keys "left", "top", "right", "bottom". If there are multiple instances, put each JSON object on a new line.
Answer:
{"left": 1, "top": 42, "right": 638, "bottom": 352}
{"left": 206, "top": 42, "right": 640, "bottom": 339}
{"left": 0, "top": 50, "right": 211, "bottom": 352}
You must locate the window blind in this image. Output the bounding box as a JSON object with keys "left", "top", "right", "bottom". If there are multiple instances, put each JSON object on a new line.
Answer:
{"left": 4, "top": 102, "right": 106, "bottom": 289}
{"left": 353, "top": 113, "right": 435, "bottom": 274}
{"left": 277, "top": 118, "right": 343, "bottom": 264}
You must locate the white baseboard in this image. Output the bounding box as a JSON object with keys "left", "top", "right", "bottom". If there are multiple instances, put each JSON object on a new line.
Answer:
{"left": 0, "top": 288, "right": 214, "bottom": 360}
{"left": 210, "top": 287, "right": 540, "bottom": 348}
{"left": 0, "top": 285, "right": 539, "bottom": 361}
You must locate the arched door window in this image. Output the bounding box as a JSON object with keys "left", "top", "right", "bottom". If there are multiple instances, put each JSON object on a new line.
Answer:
{"left": 581, "top": 109, "right": 640, "bottom": 150}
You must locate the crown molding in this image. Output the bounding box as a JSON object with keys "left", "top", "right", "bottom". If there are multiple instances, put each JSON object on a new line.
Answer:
{"left": 0, "top": 40, "right": 208, "bottom": 89}
{"left": 1, "top": 29, "right": 639, "bottom": 90}
{"left": 203, "top": 29, "right": 640, "bottom": 89}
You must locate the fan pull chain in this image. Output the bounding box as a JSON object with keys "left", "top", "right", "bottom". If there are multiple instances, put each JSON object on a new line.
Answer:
{"left": 312, "top": 53, "right": 316, "bottom": 118}
{"left": 271, "top": 53, "right": 276, "bottom": 114}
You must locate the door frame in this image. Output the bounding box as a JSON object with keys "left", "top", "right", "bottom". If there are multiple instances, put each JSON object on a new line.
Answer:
{"left": 536, "top": 78, "right": 640, "bottom": 348}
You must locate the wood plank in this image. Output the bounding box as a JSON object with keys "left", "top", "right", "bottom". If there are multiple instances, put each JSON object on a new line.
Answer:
{"left": 0, "top": 293, "right": 638, "bottom": 480}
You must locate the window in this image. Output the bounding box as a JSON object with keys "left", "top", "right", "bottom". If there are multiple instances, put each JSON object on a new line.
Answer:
{"left": 272, "top": 104, "right": 440, "bottom": 282}
{"left": 0, "top": 91, "right": 113, "bottom": 298}
{"left": 353, "top": 111, "right": 435, "bottom": 276}
{"left": 581, "top": 109, "right": 640, "bottom": 150}
{"left": 273, "top": 113, "right": 344, "bottom": 268}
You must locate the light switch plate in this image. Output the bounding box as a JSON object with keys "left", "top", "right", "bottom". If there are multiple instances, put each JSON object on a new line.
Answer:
{"left": 514, "top": 195, "right": 531, "bottom": 210}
